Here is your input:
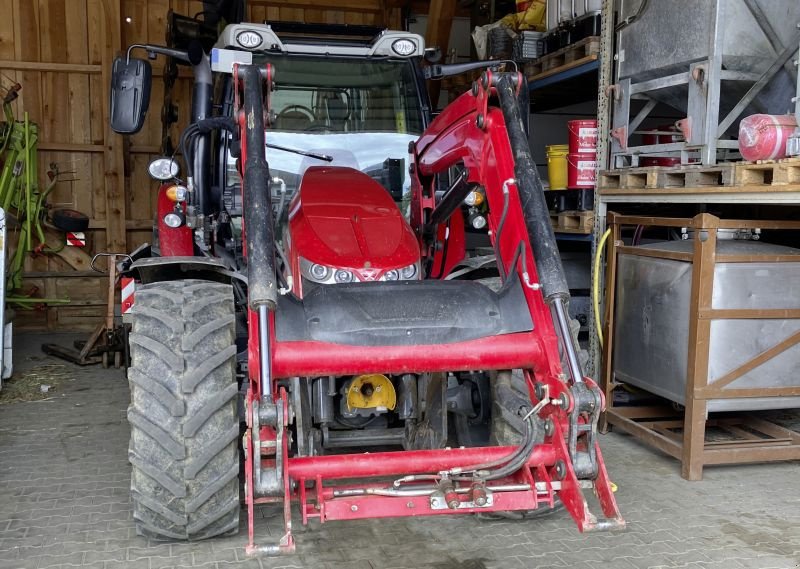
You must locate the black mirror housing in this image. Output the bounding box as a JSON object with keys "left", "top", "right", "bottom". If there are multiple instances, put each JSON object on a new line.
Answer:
{"left": 109, "top": 56, "right": 152, "bottom": 134}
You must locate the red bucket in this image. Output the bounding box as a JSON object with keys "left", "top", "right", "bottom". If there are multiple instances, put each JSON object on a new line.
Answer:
{"left": 567, "top": 153, "right": 596, "bottom": 189}
{"left": 568, "top": 119, "right": 598, "bottom": 154}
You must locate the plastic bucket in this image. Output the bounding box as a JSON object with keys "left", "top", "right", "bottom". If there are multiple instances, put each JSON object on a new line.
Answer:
{"left": 567, "top": 153, "right": 596, "bottom": 189}
{"left": 568, "top": 119, "right": 598, "bottom": 154}
{"left": 546, "top": 144, "right": 569, "bottom": 190}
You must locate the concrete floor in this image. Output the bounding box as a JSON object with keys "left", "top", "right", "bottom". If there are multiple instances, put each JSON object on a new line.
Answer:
{"left": 0, "top": 333, "right": 799, "bottom": 569}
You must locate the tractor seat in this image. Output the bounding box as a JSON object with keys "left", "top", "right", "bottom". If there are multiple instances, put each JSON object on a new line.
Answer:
{"left": 275, "top": 277, "right": 533, "bottom": 347}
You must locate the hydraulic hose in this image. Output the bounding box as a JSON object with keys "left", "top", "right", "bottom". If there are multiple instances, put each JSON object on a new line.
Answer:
{"left": 593, "top": 228, "right": 612, "bottom": 347}
{"left": 494, "top": 74, "right": 569, "bottom": 301}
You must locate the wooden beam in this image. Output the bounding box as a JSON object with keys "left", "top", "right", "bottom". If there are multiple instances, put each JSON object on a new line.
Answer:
{"left": 247, "top": 0, "right": 383, "bottom": 13}
{"left": 0, "top": 60, "right": 102, "bottom": 73}
{"left": 100, "top": 0, "right": 127, "bottom": 254}
{"left": 425, "top": 0, "right": 457, "bottom": 108}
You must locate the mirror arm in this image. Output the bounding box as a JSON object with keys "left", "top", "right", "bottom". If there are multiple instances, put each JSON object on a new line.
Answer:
{"left": 126, "top": 44, "right": 191, "bottom": 64}
{"left": 424, "top": 59, "right": 518, "bottom": 80}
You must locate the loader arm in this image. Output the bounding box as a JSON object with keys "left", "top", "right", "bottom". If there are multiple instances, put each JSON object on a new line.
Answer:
{"left": 235, "top": 67, "right": 624, "bottom": 556}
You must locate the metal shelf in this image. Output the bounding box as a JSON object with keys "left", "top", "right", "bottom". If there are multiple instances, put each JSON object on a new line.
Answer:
{"left": 528, "top": 59, "right": 600, "bottom": 91}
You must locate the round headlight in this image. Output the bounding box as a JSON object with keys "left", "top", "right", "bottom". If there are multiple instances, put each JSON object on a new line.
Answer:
{"left": 400, "top": 264, "right": 417, "bottom": 279}
{"left": 334, "top": 269, "right": 354, "bottom": 283}
{"left": 310, "top": 263, "right": 330, "bottom": 281}
{"left": 237, "top": 30, "right": 263, "bottom": 49}
{"left": 148, "top": 157, "right": 179, "bottom": 181}
{"left": 163, "top": 211, "right": 185, "bottom": 228}
{"left": 391, "top": 38, "right": 416, "bottom": 56}
{"left": 384, "top": 269, "right": 399, "bottom": 281}
{"left": 469, "top": 211, "right": 487, "bottom": 229}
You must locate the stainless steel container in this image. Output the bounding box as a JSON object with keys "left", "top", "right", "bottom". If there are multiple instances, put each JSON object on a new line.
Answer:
{"left": 611, "top": 0, "right": 800, "bottom": 165}
{"left": 613, "top": 238, "right": 800, "bottom": 412}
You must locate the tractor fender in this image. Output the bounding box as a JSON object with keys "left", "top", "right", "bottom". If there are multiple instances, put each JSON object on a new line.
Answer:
{"left": 125, "top": 256, "right": 246, "bottom": 287}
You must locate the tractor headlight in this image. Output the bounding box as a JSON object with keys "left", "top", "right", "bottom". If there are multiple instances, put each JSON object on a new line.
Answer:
{"left": 148, "top": 157, "right": 179, "bottom": 181}
{"left": 309, "top": 263, "right": 330, "bottom": 281}
{"left": 334, "top": 269, "right": 354, "bottom": 283}
{"left": 236, "top": 30, "right": 263, "bottom": 49}
{"left": 163, "top": 211, "right": 185, "bottom": 228}
{"left": 399, "top": 263, "right": 418, "bottom": 279}
{"left": 300, "top": 258, "right": 352, "bottom": 285}
{"left": 383, "top": 269, "right": 400, "bottom": 281}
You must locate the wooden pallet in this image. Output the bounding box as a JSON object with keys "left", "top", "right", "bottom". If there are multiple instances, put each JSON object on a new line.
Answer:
{"left": 599, "top": 157, "right": 800, "bottom": 191}
{"left": 734, "top": 157, "right": 800, "bottom": 186}
{"left": 598, "top": 163, "right": 736, "bottom": 190}
{"left": 524, "top": 36, "right": 600, "bottom": 78}
{"left": 550, "top": 210, "right": 594, "bottom": 234}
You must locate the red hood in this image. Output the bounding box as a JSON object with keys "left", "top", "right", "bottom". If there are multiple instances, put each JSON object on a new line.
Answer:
{"left": 288, "top": 166, "right": 419, "bottom": 270}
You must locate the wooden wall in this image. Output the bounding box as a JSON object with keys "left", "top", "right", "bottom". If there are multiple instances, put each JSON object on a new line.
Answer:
{"left": 0, "top": 0, "right": 402, "bottom": 330}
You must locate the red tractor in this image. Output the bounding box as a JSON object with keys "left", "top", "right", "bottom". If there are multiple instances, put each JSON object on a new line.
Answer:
{"left": 110, "top": 21, "right": 623, "bottom": 554}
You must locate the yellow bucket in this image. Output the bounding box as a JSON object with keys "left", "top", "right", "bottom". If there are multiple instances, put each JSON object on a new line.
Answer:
{"left": 546, "top": 144, "right": 569, "bottom": 190}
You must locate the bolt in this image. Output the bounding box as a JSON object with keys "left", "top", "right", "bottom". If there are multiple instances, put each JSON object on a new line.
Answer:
{"left": 407, "top": 501, "right": 415, "bottom": 508}
{"left": 544, "top": 418, "right": 555, "bottom": 437}
{"left": 471, "top": 82, "right": 480, "bottom": 97}
{"left": 554, "top": 460, "right": 567, "bottom": 480}
{"left": 534, "top": 382, "right": 546, "bottom": 401}
{"left": 476, "top": 114, "right": 485, "bottom": 129}
{"left": 350, "top": 504, "right": 358, "bottom": 512}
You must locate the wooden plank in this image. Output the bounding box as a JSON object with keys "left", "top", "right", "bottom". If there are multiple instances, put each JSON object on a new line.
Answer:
{"left": 248, "top": 0, "right": 382, "bottom": 12}
{"left": 0, "top": 59, "right": 102, "bottom": 73}
{"left": 425, "top": 0, "right": 456, "bottom": 107}
{"left": 100, "top": 0, "right": 127, "bottom": 254}
{"left": 0, "top": 0, "right": 17, "bottom": 60}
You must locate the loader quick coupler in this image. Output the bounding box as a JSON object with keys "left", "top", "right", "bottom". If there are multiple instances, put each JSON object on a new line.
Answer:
{"left": 567, "top": 380, "right": 604, "bottom": 480}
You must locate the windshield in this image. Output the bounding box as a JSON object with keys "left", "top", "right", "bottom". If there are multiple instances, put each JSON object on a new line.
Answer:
{"left": 225, "top": 54, "right": 425, "bottom": 211}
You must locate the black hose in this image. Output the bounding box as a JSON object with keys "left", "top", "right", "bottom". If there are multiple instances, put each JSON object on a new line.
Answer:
{"left": 495, "top": 74, "right": 569, "bottom": 302}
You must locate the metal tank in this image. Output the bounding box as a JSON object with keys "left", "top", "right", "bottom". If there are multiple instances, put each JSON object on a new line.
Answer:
{"left": 610, "top": 0, "right": 800, "bottom": 166}
{"left": 612, "top": 237, "right": 800, "bottom": 412}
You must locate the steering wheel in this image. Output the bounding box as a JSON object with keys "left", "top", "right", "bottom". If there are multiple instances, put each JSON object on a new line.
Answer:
{"left": 304, "top": 123, "right": 332, "bottom": 132}
{"left": 276, "top": 104, "right": 315, "bottom": 122}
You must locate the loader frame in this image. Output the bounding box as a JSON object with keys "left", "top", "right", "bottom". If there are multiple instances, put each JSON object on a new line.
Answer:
{"left": 234, "top": 64, "right": 624, "bottom": 555}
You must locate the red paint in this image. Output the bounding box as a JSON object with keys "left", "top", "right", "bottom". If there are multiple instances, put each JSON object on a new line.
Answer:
{"left": 233, "top": 68, "right": 623, "bottom": 553}
{"left": 156, "top": 183, "right": 193, "bottom": 256}
{"left": 288, "top": 445, "right": 557, "bottom": 479}
{"left": 567, "top": 153, "right": 597, "bottom": 189}
{"left": 567, "top": 119, "right": 598, "bottom": 154}
{"left": 272, "top": 331, "right": 549, "bottom": 379}
{"left": 738, "top": 113, "right": 797, "bottom": 162}
{"left": 287, "top": 166, "right": 419, "bottom": 293}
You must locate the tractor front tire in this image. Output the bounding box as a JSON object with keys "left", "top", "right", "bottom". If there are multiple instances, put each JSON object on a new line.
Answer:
{"left": 127, "top": 279, "right": 240, "bottom": 540}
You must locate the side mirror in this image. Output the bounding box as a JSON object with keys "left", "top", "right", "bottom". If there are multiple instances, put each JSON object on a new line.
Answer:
{"left": 109, "top": 56, "right": 152, "bottom": 134}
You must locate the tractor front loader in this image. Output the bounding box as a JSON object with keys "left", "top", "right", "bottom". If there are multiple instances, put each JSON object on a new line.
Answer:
{"left": 233, "top": 65, "right": 623, "bottom": 554}
{"left": 111, "top": 21, "right": 623, "bottom": 556}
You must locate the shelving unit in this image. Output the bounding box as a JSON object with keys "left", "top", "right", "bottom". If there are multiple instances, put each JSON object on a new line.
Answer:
{"left": 591, "top": 0, "right": 800, "bottom": 479}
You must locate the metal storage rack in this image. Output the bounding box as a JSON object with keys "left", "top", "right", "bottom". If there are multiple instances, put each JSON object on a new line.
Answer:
{"left": 592, "top": 0, "right": 800, "bottom": 479}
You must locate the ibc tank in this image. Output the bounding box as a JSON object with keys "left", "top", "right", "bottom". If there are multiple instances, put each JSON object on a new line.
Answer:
{"left": 616, "top": 0, "right": 800, "bottom": 134}
{"left": 613, "top": 236, "right": 800, "bottom": 412}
